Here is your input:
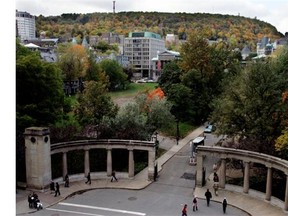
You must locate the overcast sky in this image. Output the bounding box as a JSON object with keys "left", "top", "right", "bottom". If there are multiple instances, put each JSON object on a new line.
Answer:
{"left": 15, "top": 0, "right": 288, "bottom": 34}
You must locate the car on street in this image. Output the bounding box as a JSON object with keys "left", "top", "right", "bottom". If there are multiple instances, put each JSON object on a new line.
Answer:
{"left": 204, "top": 124, "right": 215, "bottom": 133}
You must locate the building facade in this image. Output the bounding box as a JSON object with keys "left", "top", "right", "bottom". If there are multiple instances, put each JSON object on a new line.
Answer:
{"left": 124, "top": 32, "right": 165, "bottom": 78}
{"left": 16, "top": 10, "right": 36, "bottom": 42}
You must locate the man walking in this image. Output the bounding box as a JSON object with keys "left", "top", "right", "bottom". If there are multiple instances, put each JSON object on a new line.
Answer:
{"left": 205, "top": 189, "right": 212, "bottom": 206}
{"left": 222, "top": 197, "right": 228, "bottom": 214}
{"left": 54, "top": 182, "right": 60, "bottom": 197}
{"left": 111, "top": 170, "right": 118, "bottom": 182}
{"left": 181, "top": 204, "right": 188, "bottom": 216}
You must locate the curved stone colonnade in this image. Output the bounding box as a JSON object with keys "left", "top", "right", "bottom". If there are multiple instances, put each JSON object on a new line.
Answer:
{"left": 24, "top": 127, "right": 156, "bottom": 191}
{"left": 195, "top": 145, "right": 288, "bottom": 211}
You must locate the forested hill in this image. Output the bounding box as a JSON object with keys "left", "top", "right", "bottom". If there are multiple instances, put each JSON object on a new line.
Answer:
{"left": 36, "top": 11, "right": 283, "bottom": 49}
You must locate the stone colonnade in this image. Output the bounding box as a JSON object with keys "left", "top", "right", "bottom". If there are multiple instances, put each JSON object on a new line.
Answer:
{"left": 196, "top": 146, "right": 288, "bottom": 211}
{"left": 24, "top": 127, "right": 156, "bottom": 191}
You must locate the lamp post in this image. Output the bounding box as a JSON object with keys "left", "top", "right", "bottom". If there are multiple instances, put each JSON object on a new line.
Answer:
{"left": 176, "top": 119, "right": 179, "bottom": 145}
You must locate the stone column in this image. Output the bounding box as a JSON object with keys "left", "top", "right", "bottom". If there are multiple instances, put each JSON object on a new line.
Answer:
{"left": 128, "top": 149, "right": 134, "bottom": 178}
{"left": 219, "top": 158, "right": 226, "bottom": 188}
{"left": 243, "top": 161, "right": 250, "bottom": 193}
{"left": 84, "top": 148, "right": 90, "bottom": 176}
{"left": 107, "top": 148, "right": 112, "bottom": 176}
{"left": 62, "top": 151, "right": 68, "bottom": 179}
{"left": 24, "top": 127, "right": 51, "bottom": 190}
{"left": 148, "top": 150, "right": 156, "bottom": 181}
{"left": 285, "top": 174, "right": 288, "bottom": 211}
{"left": 196, "top": 154, "right": 203, "bottom": 186}
{"left": 265, "top": 167, "right": 272, "bottom": 201}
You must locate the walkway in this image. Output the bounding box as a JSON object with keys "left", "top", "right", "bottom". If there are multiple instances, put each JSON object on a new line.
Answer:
{"left": 16, "top": 126, "right": 287, "bottom": 215}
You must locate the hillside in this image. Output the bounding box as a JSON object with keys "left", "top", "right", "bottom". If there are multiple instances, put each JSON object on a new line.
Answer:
{"left": 36, "top": 11, "right": 283, "bottom": 50}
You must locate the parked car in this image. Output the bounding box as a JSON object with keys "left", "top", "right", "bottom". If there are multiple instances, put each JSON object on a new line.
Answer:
{"left": 204, "top": 124, "right": 215, "bottom": 133}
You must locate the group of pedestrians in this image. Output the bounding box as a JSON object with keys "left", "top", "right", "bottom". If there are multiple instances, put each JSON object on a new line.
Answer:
{"left": 50, "top": 180, "right": 61, "bottom": 197}
{"left": 27, "top": 192, "right": 43, "bottom": 210}
{"left": 181, "top": 191, "right": 228, "bottom": 215}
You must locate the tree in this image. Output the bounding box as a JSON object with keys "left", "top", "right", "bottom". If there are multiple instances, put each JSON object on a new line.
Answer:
{"left": 57, "top": 43, "right": 89, "bottom": 94}
{"left": 74, "top": 80, "right": 118, "bottom": 126}
{"left": 99, "top": 59, "right": 128, "bottom": 91}
{"left": 211, "top": 61, "right": 287, "bottom": 154}
{"left": 16, "top": 49, "right": 65, "bottom": 129}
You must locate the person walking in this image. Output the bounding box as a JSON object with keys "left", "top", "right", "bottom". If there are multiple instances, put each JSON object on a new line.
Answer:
{"left": 222, "top": 197, "right": 227, "bottom": 214}
{"left": 111, "top": 170, "right": 118, "bottom": 182}
{"left": 213, "top": 172, "right": 219, "bottom": 196}
{"left": 85, "top": 172, "right": 91, "bottom": 184}
{"left": 50, "top": 180, "right": 55, "bottom": 194}
{"left": 54, "top": 182, "right": 60, "bottom": 197}
{"left": 192, "top": 195, "right": 198, "bottom": 211}
{"left": 64, "top": 174, "right": 69, "bottom": 187}
{"left": 181, "top": 204, "right": 188, "bottom": 216}
{"left": 205, "top": 189, "right": 212, "bottom": 206}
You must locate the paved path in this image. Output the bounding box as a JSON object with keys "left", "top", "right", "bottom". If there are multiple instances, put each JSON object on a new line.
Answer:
{"left": 16, "top": 126, "right": 287, "bottom": 215}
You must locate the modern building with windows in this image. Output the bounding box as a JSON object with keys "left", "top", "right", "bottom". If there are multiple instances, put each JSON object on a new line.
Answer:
{"left": 124, "top": 31, "right": 165, "bottom": 78}
{"left": 16, "top": 10, "right": 36, "bottom": 42}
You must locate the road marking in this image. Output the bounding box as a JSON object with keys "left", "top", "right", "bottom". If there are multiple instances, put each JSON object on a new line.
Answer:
{"left": 58, "top": 202, "right": 146, "bottom": 216}
{"left": 46, "top": 208, "right": 104, "bottom": 216}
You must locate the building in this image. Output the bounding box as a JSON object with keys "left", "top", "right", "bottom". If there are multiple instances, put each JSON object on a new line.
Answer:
{"left": 152, "top": 50, "right": 180, "bottom": 80}
{"left": 124, "top": 31, "right": 166, "bottom": 78}
{"left": 16, "top": 10, "right": 36, "bottom": 42}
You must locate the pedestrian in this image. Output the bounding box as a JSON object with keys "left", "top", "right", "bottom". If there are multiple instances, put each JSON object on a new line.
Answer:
{"left": 213, "top": 163, "right": 217, "bottom": 171}
{"left": 85, "top": 172, "right": 91, "bottom": 184}
{"left": 213, "top": 172, "right": 219, "bottom": 196}
{"left": 182, "top": 204, "right": 188, "bottom": 216}
{"left": 205, "top": 189, "right": 212, "bottom": 206}
{"left": 111, "top": 170, "right": 118, "bottom": 182}
{"left": 192, "top": 195, "right": 198, "bottom": 211}
{"left": 64, "top": 174, "right": 69, "bottom": 187}
{"left": 50, "top": 180, "right": 55, "bottom": 194}
{"left": 28, "top": 193, "right": 33, "bottom": 208}
{"left": 222, "top": 197, "right": 227, "bottom": 214}
{"left": 54, "top": 182, "right": 60, "bottom": 197}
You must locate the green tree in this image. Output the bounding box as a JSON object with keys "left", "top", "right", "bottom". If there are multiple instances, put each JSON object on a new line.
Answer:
{"left": 211, "top": 61, "right": 287, "bottom": 154}
{"left": 16, "top": 51, "right": 65, "bottom": 129}
{"left": 74, "top": 80, "right": 118, "bottom": 125}
{"left": 99, "top": 59, "right": 128, "bottom": 91}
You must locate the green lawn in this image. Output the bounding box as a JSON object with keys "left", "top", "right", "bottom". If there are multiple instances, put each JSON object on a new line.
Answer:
{"left": 108, "top": 82, "right": 159, "bottom": 99}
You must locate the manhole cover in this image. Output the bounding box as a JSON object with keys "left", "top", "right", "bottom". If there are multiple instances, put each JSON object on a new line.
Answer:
{"left": 181, "top": 172, "right": 195, "bottom": 180}
{"left": 128, "top": 196, "right": 137, "bottom": 201}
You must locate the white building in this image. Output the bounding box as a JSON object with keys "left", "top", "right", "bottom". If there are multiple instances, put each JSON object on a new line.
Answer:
{"left": 124, "top": 32, "right": 165, "bottom": 78}
{"left": 16, "top": 10, "right": 36, "bottom": 42}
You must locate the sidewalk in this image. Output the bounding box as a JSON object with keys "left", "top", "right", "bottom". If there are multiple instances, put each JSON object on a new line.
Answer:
{"left": 16, "top": 126, "right": 287, "bottom": 215}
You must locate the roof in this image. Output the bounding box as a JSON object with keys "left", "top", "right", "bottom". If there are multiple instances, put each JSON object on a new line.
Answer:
{"left": 24, "top": 43, "right": 39, "bottom": 48}
{"left": 192, "top": 136, "right": 205, "bottom": 144}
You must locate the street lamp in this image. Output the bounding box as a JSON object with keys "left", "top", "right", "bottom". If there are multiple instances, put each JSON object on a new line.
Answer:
{"left": 176, "top": 119, "right": 180, "bottom": 145}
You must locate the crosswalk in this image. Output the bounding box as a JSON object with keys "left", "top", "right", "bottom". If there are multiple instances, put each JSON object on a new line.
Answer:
{"left": 47, "top": 202, "right": 146, "bottom": 216}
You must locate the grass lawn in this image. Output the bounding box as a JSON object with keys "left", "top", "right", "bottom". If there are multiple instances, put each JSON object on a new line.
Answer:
{"left": 108, "top": 82, "right": 159, "bottom": 99}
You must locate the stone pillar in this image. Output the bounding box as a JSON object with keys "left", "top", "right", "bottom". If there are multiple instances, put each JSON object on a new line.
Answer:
{"left": 265, "top": 167, "right": 272, "bottom": 201}
{"left": 24, "top": 127, "right": 51, "bottom": 190}
{"left": 243, "top": 161, "right": 250, "bottom": 193}
{"left": 196, "top": 154, "right": 203, "bottom": 186}
{"left": 285, "top": 174, "right": 288, "bottom": 211}
{"left": 84, "top": 148, "right": 90, "bottom": 176}
{"left": 107, "top": 148, "right": 112, "bottom": 176}
{"left": 148, "top": 150, "right": 156, "bottom": 181}
{"left": 219, "top": 158, "right": 226, "bottom": 188}
{"left": 62, "top": 151, "right": 68, "bottom": 179}
{"left": 128, "top": 149, "right": 134, "bottom": 178}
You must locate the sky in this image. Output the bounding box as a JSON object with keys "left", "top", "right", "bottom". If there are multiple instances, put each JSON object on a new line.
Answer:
{"left": 15, "top": 0, "right": 288, "bottom": 35}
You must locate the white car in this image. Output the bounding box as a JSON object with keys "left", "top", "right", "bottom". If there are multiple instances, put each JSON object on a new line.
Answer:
{"left": 204, "top": 124, "right": 215, "bottom": 133}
